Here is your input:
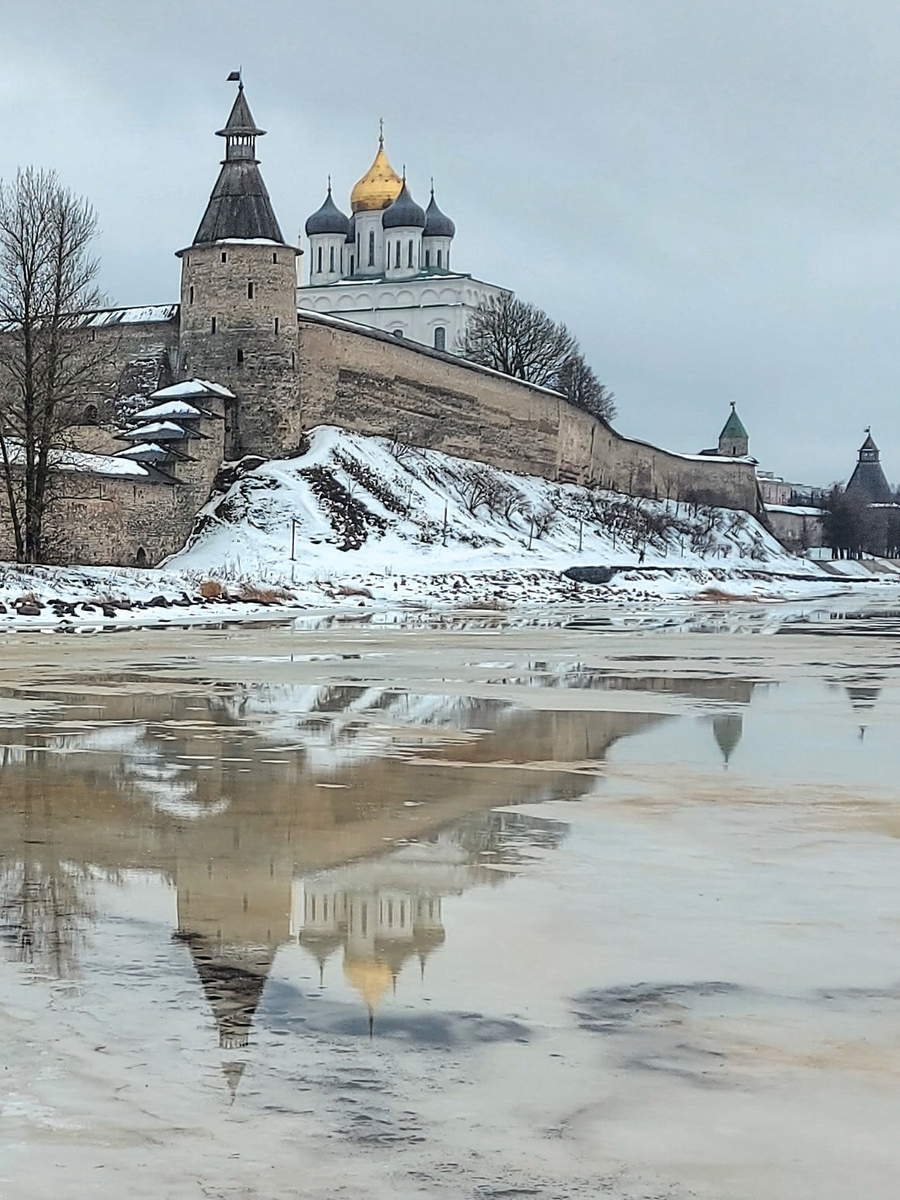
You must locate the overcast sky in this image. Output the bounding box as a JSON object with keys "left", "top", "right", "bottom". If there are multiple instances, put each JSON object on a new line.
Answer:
{"left": 3, "top": 0, "right": 899, "bottom": 485}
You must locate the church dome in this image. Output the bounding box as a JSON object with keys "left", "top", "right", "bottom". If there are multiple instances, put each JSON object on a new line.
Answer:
{"left": 305, "top": 186, "right": 350, "bottom": 237}
{"left": 343, "top": 957, "right": 393, "bottom": 1011}
{"left": 382, "top": 180, "right": 426, "bottom": 229}
{"left": 423, "top": 189, "right": 455, "bottom": 239}
{"left": 350, "top": 137, "right": 403, "bottom": 213}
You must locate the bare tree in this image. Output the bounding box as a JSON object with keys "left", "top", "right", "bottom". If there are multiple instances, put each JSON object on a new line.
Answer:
{"left": 459, "top": 293, "right": 577, "bottom": 387}
{"left": 556, "top": 351, "right": 617, "bottom": 422}
{"left": 0, "top": 168, "right": 106, "bottom": 562}
{"left": 450, "top": 464, "right": 495, "bottom": 516}
{"left": 459, "top": 293, "right": 616, "bottom": 424}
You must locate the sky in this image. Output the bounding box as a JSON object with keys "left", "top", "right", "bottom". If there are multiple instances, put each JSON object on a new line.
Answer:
{"left": 2, "top": 0, "right": 899, "bottom": 486}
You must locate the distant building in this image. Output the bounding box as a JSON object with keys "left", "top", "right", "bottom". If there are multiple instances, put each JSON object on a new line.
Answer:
{"left": 699, "top": 402, "right": 755, "bottom": 462}
{"left": 718, "top": 402, "right": 749, "bottom": 457}
{"left": 757, "top": 470, "right": 791, "bottom": 506}
{"left": 297, "top": 130, "right": 510, "bottom": 351}
{"left": 846, "top": 429, "right": 893, "bottom": 502}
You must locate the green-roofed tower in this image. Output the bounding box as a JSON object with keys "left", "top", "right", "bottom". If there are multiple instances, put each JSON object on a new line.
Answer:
{"left": 718, "top": 403, "right": 749, "bottom": 458}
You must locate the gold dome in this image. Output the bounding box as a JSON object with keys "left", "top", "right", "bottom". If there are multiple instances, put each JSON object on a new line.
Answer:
{"left": 343, "top": 956, "right": 393, "bottom": 1011}
{"left": 350, "top": 135, "right": 403, "bottom": 213}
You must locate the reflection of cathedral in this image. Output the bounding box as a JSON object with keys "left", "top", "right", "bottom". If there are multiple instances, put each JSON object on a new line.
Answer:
{"left": 0, "top": 667, "right": 759, "bottom": 1089}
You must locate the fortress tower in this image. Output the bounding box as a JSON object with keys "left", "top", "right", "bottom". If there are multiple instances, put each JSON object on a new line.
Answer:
{"left": 718, "top": 402, "right": 749, "bottom": 458}
{"left": 176, "top": 82, "right": 301, "bottom": 458}
{"left": 846, "top": 429, "right": 892, "bottom": 502}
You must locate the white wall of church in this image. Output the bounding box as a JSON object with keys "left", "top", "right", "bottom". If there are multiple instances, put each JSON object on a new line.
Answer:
{"left": 298, "top": 276, "right": 510, "bottom": 352}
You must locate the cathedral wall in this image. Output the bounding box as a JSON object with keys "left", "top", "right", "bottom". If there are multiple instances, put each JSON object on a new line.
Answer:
{"left": 294, "top": 317, "right": 760, "bottom": 513}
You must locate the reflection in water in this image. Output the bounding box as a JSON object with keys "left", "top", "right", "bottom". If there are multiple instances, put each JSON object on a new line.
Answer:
{"left": 296, "top": 811, "right": 567, "bottom": 1032}
{"left": 0, "top": 677, "right": 617, "bottom": 1082}
{"left": 711, "top": 714, "right": 744, "bottom": 766}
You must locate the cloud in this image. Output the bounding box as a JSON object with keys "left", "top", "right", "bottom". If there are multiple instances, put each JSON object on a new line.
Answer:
{"left": 2, "top": 0, "right": 898, "bottom": 484}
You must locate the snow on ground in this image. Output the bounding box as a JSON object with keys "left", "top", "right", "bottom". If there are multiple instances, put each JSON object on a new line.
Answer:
{"left": 0, "top": 426, "right": 890, "bottom": 629}
{"left": 167, "top": 425, "right": 842, "bottom": 603}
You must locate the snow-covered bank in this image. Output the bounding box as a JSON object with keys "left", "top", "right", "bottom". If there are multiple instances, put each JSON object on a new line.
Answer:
{"left": 1, "top": 426, "right": 892, "bottom": 628}
{"left": 166, "top": 425, "right": 843, "bottom": 605}
{"left": 0, "top": 564, "right": 303, "bottom": 631}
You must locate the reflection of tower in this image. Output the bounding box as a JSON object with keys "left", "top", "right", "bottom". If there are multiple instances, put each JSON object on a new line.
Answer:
{"left": 845, "top": 680, "right": 882, "bottom": 741}
{"left": 174, "top": 836, "right": 294, "bottom": 1094}
{"left": 712, "top": 714, "right": 744, "bottom": 767}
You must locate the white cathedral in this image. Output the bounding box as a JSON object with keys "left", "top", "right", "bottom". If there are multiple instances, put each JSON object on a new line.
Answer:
{"left": 297, "top": 130, "right": 509, "bottom": 351}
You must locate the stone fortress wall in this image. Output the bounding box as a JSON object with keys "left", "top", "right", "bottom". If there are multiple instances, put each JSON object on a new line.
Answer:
{"left": 0, "top": 81, "right": 762, "bottom": 570}
{"left": 294, "top": 314, "right": 760, "bottom": 511}
{"left": 0, "top": 305, "right": 760, "bottom": 568}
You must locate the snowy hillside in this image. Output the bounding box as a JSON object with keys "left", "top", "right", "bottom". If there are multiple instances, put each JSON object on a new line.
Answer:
{"left": 166, "top": 425, "right": 827, "bottom": 603}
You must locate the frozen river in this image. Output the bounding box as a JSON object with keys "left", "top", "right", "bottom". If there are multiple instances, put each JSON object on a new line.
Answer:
{"left": 1, "top": 597, "right": 899, "bottom": 1199}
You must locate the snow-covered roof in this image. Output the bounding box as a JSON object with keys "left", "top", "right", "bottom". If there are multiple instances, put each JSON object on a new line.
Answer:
{"left": 120, "top": 421, "right": 190, "bottom": 441}
{"left": 76, "top": 305, "right": 179, "bottom": 328}
{"left": 214, "top": 237, "right": 286, "bottom": 246}
{"left": 149, "top": 378, "right": 234, "bottom": 401}
{"left": 60, "top": 452, "right": 151, "bottom": 477}
{"left": 767, "top": 505, "right": 825, "bottom": 517}
{"left": 134, "top": 400, "right": 204, "bottom": 421}
{"left": 114, "top": 443, "right": 170, "bottom": 459}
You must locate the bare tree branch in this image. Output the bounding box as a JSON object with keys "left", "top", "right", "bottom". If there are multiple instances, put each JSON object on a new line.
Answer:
{"left": 0, "top": 168, "right": 108, "bottom": 562}
{"left": 458, "top": 293, "right": 616, "bottom": 422}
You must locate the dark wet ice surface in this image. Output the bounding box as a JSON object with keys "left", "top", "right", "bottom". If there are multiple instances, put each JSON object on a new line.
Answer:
{"left": 1, "top": 607, "right": 900, "bottom": 1199}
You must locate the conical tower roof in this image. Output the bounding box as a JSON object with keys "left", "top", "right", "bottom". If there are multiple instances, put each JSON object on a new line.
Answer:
{"left": 847, "top": 429, "right": 892, "bottom": 501}
{"left": 712, "top": 714, "right": 743, "bottom": 765}
{"left": 719, "top": 403, "right": 748, "bottom": 442}
{"left": 350, "top": 132, "right": 403, "bottom": 213}
{"left": 178, "top": 932, "right": 276, "bottom": 1051}
{"left": 191, "top": 83, "right": 285, "bottom": 245}
{"left": 216, "top": 85, "right": 265, "bottom": 137}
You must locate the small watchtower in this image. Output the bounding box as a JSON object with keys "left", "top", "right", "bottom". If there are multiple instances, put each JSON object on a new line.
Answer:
{"left": 176, "top": 78, "right": 301, "bottom": 458}
{"left": 718, "top": 402, "right": 749, "bottom": 458}
{"left": 846, "top": 429, "right": 892, "bottom": 502}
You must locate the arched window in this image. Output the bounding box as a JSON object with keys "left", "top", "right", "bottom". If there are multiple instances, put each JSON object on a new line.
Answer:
{"left": 237, "top": 348, "right": 244, "bottom": 365}
{"left": 189, "top": 285, "right": 194, "bottom": 304}
{"left": 135, "top": 547, "right": 147, "bottom": 567}
{"left": 425, "top": 249, "right": 431, "bottom": 268}
{"left": 221, "top": 251, "right": 227, "bottom": 263}
{"left": 211, "top": 316, "right": 217, "bottom": 333}
{"left": 317, "top": 246, "right": 322, "bottom": 273}
{"left": 436, "top": 249, "right": 443, "bottom": 268}
{"left": 82, "top": 403, "right": 98, "bottom": 425}
{"left": 368, "top": 230, "right": 375, "bottom": 266}
{"left": 350, "top": 254, "right": 355, "bottom": 274}
{"left": 329, "top": 245, "right": 335, "bottom": 272}
{"left": 433, "top": 327, "right": 446, "bottom": 351}
{"left": 274, "top": 316, "right": 279, "bottom": 334}
{"left": 395, "top": 240, "right": 401, "bottom": 269}
{"left": 408, "top": 239, "right": 414, "bottom": 268}
{"left": 272, "top": 252, "right": 278, "bottom": 263}
{"left": 247, "top": 281, "right": 255, "bottom": 299}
